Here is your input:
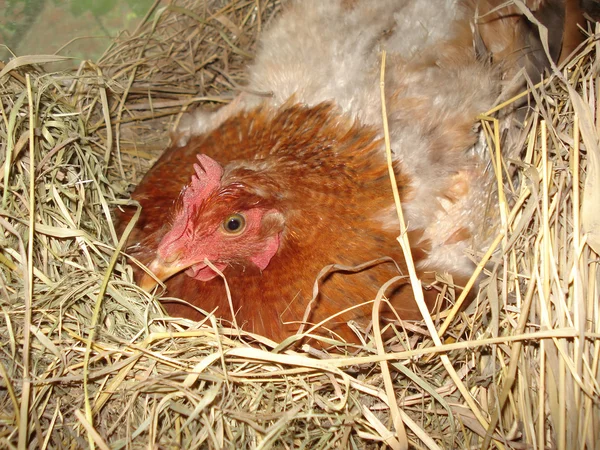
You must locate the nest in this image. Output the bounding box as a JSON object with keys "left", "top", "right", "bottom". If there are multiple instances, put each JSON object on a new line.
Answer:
{"left": 0, "top": 1, "right": 598, "bottom": 448}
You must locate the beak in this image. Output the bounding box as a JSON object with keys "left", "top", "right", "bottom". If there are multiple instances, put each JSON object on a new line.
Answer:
{"left": 139, "top": 257, "right": 191, "bottom": 292}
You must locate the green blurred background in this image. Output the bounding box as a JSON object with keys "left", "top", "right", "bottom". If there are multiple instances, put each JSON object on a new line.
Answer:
{"left": 1, "top": 0, "right": 155, "bottom": 66}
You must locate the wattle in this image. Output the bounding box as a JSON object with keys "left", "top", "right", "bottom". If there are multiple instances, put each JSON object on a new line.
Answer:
{"left": 186, "top": 262, "right": 228, "bottom": 281}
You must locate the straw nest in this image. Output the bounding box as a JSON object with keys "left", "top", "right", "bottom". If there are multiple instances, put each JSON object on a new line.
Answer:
{"left": 1, "top": 1, "right": 599, "bottom": 449}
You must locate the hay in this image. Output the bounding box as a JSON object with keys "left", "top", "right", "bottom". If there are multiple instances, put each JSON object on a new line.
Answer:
{"left": 0, "top": 1, "right": 598, "bottom": 448}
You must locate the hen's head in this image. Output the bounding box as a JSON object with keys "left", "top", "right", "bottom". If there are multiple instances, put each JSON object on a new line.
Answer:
{"left": 140, "top": 153, "right": 285, "bottom": 290}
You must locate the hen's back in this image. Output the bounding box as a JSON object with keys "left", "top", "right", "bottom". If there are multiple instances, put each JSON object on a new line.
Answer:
{"left": 229, "top": 0, "right": 576, "bottom": 278}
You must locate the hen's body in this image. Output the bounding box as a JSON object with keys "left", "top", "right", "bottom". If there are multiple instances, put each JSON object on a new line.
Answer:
{"left": 127, "top": 102, "right": 438, "bottom": 339}
{"left": 119, "top": 0, "right": 580, "bottom": 342}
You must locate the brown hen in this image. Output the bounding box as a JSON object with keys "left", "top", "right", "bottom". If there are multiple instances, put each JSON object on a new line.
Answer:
{"left": 117, "top": 0, "right": 583, "bottom": 342}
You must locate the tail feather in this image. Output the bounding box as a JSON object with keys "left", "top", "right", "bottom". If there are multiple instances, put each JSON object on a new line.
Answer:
{"left": 471, "top": 0, "right": 584, "bottom": 83}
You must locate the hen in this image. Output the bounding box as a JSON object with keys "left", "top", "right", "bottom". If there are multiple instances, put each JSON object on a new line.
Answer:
{"left": 117, "top": 0, "right": 582, "bottom": 342}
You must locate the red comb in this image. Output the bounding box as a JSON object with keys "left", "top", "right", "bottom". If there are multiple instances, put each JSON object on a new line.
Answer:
{"left": 183, "top": 154, "right": 224, "bottom": 204}
{"left": 158, "top": 155, "right": 224, "bottom": 258}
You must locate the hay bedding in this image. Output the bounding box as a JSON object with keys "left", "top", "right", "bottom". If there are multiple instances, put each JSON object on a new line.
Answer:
{"left": 0, "top": 0, "right": 599, "bottom": 449}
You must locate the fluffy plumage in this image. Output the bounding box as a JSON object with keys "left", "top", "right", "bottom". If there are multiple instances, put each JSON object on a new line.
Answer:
{"left": 117, "top": 0, "right": 581, "bottom": 342}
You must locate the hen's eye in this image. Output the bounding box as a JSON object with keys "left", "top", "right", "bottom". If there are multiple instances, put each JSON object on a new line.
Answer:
{"left": 222, "top": 213, "right": 246, "bottom": 235}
